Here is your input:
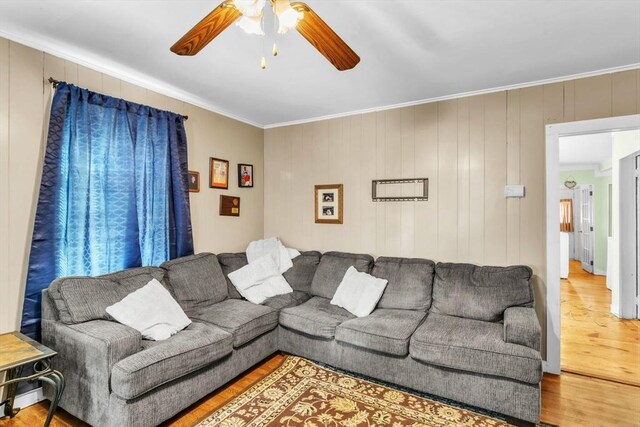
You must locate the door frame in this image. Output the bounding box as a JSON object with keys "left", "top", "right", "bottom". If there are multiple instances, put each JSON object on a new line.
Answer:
{"left": 620, "top": 150, "right": 640, "bottom": 318}
{"left": 545, "top": 114, "right": 640, "bottom": 374}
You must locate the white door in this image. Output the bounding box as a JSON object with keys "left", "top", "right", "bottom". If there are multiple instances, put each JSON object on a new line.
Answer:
{"left": 579, "top": 184, "right": 595, "bottom": 273}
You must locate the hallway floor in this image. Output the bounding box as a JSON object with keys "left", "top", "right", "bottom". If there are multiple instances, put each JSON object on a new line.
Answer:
{"left": 561, "top": 260, "right": 640, "bottom": 385}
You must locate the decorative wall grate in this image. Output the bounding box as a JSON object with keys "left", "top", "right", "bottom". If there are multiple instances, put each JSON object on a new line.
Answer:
{"left": 371, "top": 178, "right": 429, "bottom": 202}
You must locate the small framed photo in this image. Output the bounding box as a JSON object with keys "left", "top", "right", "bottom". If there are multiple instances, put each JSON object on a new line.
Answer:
{"left": 238, "top": 163, "right": 254, "bottom": 188}
{"left": 209, "top": 157, "right": 229, "bottom": 189}
{"left": 315, "top": 184, "right": 343, "bottom": 224}
{"left": 187, "top": 170, "right": 200, "bottom": 192}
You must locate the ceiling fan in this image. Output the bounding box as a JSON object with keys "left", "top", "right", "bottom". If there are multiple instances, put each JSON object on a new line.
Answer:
{"left": 170, "top": 0, "right": 360, "bottom": 71}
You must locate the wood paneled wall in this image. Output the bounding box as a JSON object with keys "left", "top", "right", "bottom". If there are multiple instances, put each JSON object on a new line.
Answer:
{"left": 0, "top": 38, "right": 264, "bottom": 333}
{"left": 264, "top": 69, "right": 640, "bottom": 358}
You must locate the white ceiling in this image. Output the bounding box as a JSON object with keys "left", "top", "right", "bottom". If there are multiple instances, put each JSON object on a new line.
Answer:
{"left": 0, "top": 1, "right": 638, "bottom": 128}
{"left": 559, "top": 133, "right": 612, "bottom": 166}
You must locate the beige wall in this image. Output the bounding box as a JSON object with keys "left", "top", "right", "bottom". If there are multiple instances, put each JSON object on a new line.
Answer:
{"left": 264, "top": 69, "right": 640, "bottom": 358}
{"left": 0, "top": 38, "right": 264, "bottom": 333}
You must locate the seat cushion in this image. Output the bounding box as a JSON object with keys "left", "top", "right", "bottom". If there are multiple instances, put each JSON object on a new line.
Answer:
{"left": 110, "top": 322, "right": 233, "bottom": 399}
{"left": 373, "top": 257, "right": 435, "bottom": 311}
{"left": 335, "top": 309, "right": 426, "bottom": 356}
{"left": 409, "top": 313, "right": 542, "bottom": 384}
{"left": 262, "top": 291, "right": 311, "bottom": 311}
{"left": 310, "top": 252, "right": 374, "bottom": 299}
{"left": 161, "top": 253, "right": 229, "bottom": 313}
{"left": 431, "top": 263, "right": 534, "bottom": 322}
{"left": 217, "top": 252, "right": 248, "bottom": 299}
{"left": 283, "top": 251, "right": 321, "bottom": 293}
{"left": 190, "top": 299, "right": 279, "bottom": 347}
{"left": 49, "top": 267, "right": 166, "bottom": 324}
{"left": 279, "top": 296, "right": 355, "bottom": 339}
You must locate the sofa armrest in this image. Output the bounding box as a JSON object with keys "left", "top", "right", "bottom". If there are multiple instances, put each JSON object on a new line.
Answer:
{"left": 42, "top": 319, "right": 142, "bottom": 421}
{"left": 503, "top": 307, "right": 541, "bottom": 351}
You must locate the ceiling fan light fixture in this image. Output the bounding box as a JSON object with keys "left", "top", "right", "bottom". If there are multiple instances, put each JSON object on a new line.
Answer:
{"left": 236, "top": 14, "right": 265, "bottom": 35}
{"left": 273, "top": 0, "right": 302, "bottom": 34}
{"left": 233, "top": 0, "right": 266, "bottom": 17}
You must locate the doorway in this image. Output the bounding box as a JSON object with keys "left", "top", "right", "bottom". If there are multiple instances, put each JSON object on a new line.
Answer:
{"left": 545, "top": 115, "right": 640, "bottom": 381}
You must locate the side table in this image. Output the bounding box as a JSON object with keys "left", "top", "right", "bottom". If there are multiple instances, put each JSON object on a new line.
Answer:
{"left": 0, "top": 331, "right": 64, "bottom": 427}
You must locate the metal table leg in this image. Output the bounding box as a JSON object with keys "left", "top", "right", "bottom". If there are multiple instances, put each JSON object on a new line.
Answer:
{"left": 2, "top": 365, "right": 24, "bottom": 418}
{"left": 39, "top": 370, "right": 65, "bottom": 427}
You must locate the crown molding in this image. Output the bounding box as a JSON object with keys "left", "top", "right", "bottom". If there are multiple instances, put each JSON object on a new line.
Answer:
{"left": 0, "top": 28, "right": 264, "bottom": 129}
{"left": 264, "top": 63, "right": 640, "bottom": 129}
{"left": 1, "top": 27, "right": 638, "bottom": 131}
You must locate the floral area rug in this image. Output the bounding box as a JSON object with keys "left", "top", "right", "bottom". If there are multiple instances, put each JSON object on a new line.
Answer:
{"left": 195, "top": 355, "right": 543, "bottom": 427}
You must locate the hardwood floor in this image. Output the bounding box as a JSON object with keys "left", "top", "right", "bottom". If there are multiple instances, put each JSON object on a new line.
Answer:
{"left": 561, "top": 260, "right": 640, "bottom": 386}
{"left": 6, "top": 268, "right": 640, "bottom": 427}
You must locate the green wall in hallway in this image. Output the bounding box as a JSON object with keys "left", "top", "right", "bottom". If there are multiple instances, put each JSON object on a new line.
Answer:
{"left": 559, "top": 169, "right": 611, "bottom": 274}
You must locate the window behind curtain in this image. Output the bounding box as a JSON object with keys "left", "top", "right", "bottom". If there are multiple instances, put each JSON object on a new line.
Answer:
{"left": 20, "top": 82, "right": 194, "bottom": 340}
{"left": 560, "top": 198, "right": 574, "bottom": 232}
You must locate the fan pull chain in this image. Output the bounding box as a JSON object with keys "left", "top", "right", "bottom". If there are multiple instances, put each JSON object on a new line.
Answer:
{"left": 261, "top": 13, "right": 267, "bottom": 69}
{"left": 273, "top": 8, "right": 278, "bottom": 57}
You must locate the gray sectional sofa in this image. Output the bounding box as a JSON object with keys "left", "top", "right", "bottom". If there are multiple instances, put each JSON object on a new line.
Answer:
{"left": 41, "top": 250, "right": 542, "bottom": 427}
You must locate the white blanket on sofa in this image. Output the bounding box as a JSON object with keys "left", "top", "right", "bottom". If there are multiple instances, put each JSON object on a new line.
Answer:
{"left": 246, "top": 237, "right": 295, "bottom": 274}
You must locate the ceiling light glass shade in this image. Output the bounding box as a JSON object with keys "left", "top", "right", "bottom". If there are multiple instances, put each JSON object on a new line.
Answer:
{"left": 233, "top": 0, "right": 266, "bottom": 18}
{"left": 273, "top": 0, "right": 302, "bottom": 34}
{"left": 236, "top": 14, "right": 264, "bottom": 35}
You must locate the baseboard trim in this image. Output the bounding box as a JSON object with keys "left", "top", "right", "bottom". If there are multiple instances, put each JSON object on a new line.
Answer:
{"left": 0, "top": 387, "right": 45, "bottom": 414}
{"left": 593, "top": 269, "right": 607, "bottom": 276}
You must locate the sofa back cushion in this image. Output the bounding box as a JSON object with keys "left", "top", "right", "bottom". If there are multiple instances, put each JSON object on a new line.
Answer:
{"left": 161, "top": 253, "right": 228, "bottom": 312}
{"left": 283, "top": 251, "right": 322, "bottom": 293}
{"left": 217, "top": 253, "right": 248, "bottom": 299}
{"left": 310, "top": 252, "right": 374, "bottom": 299}
{"left": 48, "top": 266, "right": 166, "bottom": 324}
{"left": 430, "top": 263, "right": 534, "bottom": 322}
{"left": 373, "top": 257, "right": 435, "bottom": 311}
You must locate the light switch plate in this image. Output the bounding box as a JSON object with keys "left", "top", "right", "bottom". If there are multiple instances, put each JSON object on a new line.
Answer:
{"left": 504, "top": 185, "right": 525, "bottom": 198}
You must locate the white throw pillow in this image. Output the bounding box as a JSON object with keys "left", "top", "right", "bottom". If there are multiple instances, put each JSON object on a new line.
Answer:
{"left": 331, "top": 266, "right": 388, "bottom": 317}
{"left": 106, "top": 279, "right": 191, "bottom": 341}
{"left": 228, "top": 254, "right": 293, "bottom": 304}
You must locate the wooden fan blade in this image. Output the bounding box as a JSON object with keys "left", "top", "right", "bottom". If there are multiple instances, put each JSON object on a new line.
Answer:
{"left": 291, "top": 2, "right": 360, "bottom": 71}
{"left": 171, "top": 0, "right": 242, "bottom": 56}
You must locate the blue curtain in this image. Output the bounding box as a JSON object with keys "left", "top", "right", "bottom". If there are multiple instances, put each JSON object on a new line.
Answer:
{"left": 21, "top": 83, "right": 194, "bottom": 339}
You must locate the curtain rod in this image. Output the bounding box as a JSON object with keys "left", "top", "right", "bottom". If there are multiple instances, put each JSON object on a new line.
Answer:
{"left": 48, "top": 77, "right": 189, "bottom": 121}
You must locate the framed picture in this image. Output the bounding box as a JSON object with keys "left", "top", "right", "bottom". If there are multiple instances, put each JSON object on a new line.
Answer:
{"left": 220, "top": 195, "right": 240, "bottom": 216}
{"left": 315, "top": 184, "right": 343, "bottom": 224}
{"left": 238, "top": 163, "right": 254, "bottom": 188}
{"left": 187, "top": 170, "right": 200, "bottom": 192}
{"left": 209, "top": 157, "right": 229, "bottom": 189}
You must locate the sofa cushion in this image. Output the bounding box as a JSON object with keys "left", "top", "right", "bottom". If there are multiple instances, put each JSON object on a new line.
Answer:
{"left": 409, "top": 313, "right": 542, "bottom": 384}
{"left": 335, "top": 309, "right": 426, "bottom": 356}
{"left": 373, "top": 257, "right": 435, "bottom": 311}
{"left": 110, "top": 322, "right": 233, "bottom": 399}
{"left": 161, "top": 253, "right": 228, "bottom": 313}
{"left": 190, "top": 299, "right": 279, "bottom": 347}
{"left": 217, "top": 253, "right": 248, "bottom": 299}
{"left": 283, "top": 251, "right": 321, "bottom": 293}
{"left": 279, "top": 296, "right": 355, "bottom": 339}
{"left": 262, "top": 291, "right": 311, "bottom": 311}
{"left": 310, "top": 252, "right": 374, "bottom": 299}
{"left": 431, "top": 263, "right": 534, "bottom": 322}
{"left": 48, "top": 267, "right": 166, "bottom": 324}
